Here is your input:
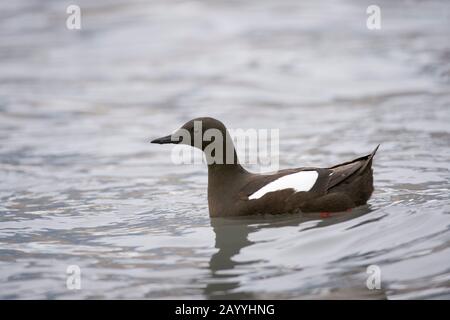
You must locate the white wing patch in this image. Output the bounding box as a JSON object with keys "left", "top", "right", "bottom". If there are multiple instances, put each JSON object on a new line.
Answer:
{"left": 248, "top": 170, "right": 319, "bottom": 200}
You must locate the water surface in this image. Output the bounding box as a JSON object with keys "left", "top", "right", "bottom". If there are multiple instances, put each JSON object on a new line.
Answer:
{"left": 0, "top": 0, "right": 449, "bottom": 299}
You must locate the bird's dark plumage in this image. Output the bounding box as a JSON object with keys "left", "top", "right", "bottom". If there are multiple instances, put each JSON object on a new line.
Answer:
{"left": 152, "top": 117, "right": 379, "bottom": 217}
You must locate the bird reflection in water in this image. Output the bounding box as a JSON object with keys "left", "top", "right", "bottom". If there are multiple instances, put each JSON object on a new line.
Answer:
{"left": 204, "top": 207, "right": 387, "bottom": 299}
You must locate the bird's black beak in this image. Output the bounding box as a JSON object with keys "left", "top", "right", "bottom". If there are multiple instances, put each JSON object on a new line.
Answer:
{"left": 151, "top": 135, "right": 179, "bottom": 144}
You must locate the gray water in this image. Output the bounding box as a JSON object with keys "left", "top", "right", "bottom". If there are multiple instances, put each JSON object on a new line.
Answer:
{"left": 1, "top": 0, "right": 450, "bottom": 299}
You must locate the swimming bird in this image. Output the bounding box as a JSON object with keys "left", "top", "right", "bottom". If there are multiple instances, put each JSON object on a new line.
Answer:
{"left": 152, "top": 117, "right": 379, "bottom": 217}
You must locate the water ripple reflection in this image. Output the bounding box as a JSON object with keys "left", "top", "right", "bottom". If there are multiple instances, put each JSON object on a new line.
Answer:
{"left": 0, "top": 0, "right": 449, "bottom": 299}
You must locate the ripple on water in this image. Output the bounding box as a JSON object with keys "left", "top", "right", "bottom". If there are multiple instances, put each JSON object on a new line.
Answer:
{"left": 0, "top": 0, "right": 449, "bottom": 299}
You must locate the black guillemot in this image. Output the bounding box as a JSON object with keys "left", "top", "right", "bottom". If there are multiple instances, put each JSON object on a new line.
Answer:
{"left": 152, "top": 117, "right": 379, "bottom": 217}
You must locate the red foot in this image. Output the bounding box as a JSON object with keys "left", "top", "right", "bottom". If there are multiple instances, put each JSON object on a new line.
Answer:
{"left": 320, "top": 212, "right": 331, "bottom": 218}
{"left": 347, "top": 208, "right": 352, "bottom": 212}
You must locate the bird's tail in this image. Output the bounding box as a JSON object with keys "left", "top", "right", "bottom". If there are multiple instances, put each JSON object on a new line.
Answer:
{"left": 358, "top": 144, "right": 380, "bottom": 174}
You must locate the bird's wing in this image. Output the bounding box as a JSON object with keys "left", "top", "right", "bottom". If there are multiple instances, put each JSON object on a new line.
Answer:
{"left": 327, "top": 161, "right": 364, "bottom": 190}
{"left": 238, "top": 168, "right": 303, "bottom": 199}
{"left": 327, "top": 145, "right": 379, "bottom": 190}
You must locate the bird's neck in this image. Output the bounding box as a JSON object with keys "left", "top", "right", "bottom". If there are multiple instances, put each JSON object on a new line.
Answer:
{"left": 206, "top": 149, "right": 247, "bottom": 176}
{"left": 205, "top": 138, "right": 250, "bottom": 217}
{"left": 206, "top": 140, "right": 249, "bottom": 184}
